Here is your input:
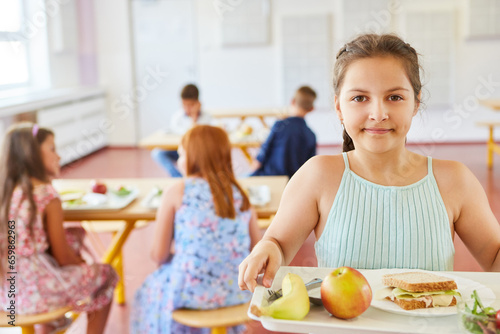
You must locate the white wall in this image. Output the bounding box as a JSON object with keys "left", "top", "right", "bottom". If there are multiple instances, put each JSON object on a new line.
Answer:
{"left": 132, "top": 0, "right": 197, "bottom": 139}
{"left": 196, "top": 0, "right": 341, "bottom": 143}
{"left": 193, "top": 0, "right": 500, "bottom": 145}
{"left": 42, "top": 0, "right": 500, "bottom": 146}
{"left": 46, "top": 0, "right": 80, "bottom": 88}
{"left": 94, "top": 0, "right": 138, "bottom": 146}
{"left": 196, "top": 0, "right": 278, "bottom": 108}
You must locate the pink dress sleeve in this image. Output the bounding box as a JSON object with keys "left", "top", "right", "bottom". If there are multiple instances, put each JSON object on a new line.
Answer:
{"left": 35, "top": 183, "right": 60, "bottom": 213}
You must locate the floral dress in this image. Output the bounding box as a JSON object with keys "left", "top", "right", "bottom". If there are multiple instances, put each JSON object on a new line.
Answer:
{"left": 0, "top": 183, "right": 117, "bottom": 315}
{"left": 131, "top": 177, "right": 253, "bottom": 334}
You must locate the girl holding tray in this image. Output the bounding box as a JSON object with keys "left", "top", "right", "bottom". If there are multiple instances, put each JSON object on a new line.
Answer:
{"left": 239, "top": 33, "right": 500, "bottom": 293}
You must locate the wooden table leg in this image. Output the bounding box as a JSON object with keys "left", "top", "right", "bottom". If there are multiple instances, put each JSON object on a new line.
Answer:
{"left": 21, "top": 326, "right": 35, "bottom": 334}
{"left": 101, "top": 220, "right": 136, "bottom": 264}
{"left": 211, "top": 327, "right": 227, "bottom": 334}
{"left": 488, "top": 126, "right": 494, "bottom": 168}
{"left": 258, "top": 116, "right": 268, "bottom": 129}
{"left": 240, "top": 146, "right": 253, "bottom": 164}
{"left": 101, "top": 220, "right": 136, "bottom": 305}
{"left": 112, "top": 249, "right": 126, "bottom": 305}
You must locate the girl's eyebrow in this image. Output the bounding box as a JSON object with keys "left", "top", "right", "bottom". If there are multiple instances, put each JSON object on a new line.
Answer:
{"left": 387, "top": 87, "right": 409, "bottom": 92}
{"left": 346, "top": 87, "right": 409, "bottom": 93}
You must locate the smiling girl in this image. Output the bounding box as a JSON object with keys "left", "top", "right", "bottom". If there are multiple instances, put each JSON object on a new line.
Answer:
{"left": 238, "top": 34, "right": 500, "bottom": 292}
{"left": 0, "top": 122, "right": 117, "bottom": 334}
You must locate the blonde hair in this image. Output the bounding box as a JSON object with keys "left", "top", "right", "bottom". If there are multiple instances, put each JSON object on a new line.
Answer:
{"left": 181, "top": 125, "right": 250, "bottom": 218}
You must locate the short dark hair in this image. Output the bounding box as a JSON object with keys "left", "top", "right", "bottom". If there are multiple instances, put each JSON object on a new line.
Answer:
{"left": 181, "top": 84, "right": 199, "bottom": 100}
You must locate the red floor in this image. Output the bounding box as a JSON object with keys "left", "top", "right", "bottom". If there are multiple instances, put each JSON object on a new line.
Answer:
{"left": 59, "top": 144, "right": 500, "bottom": 334}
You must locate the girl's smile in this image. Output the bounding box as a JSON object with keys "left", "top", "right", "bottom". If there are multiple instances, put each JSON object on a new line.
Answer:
{"left": 363, "top": 127, "right": 393, "bottom": 135}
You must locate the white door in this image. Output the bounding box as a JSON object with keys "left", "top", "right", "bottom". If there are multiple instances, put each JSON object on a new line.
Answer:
{"left": 131, "top": 0, "right": 197, "bottom": 139}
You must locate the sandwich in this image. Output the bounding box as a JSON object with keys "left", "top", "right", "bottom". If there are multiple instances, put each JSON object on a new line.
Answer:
{"left": 375, "top": 272, "right": 461, "bottom": 310}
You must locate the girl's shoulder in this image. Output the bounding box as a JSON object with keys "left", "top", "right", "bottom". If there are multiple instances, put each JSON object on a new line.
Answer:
{"left": 161, "top": 178, "right": 185, "bottom": 208}
{"left": 31, "top": 180, "right": 59, "bottom": 198}
{"left": 292, "top": 154, "right": 346, "bottom": 185}
{"left": 302, "top": 154, "right": 346, "bottom": 174}
{"left": 432, "top": 158, "right": 471, "bottom": 178}
{"left": 431, "top": 158, "right": 474, "bottom": 191}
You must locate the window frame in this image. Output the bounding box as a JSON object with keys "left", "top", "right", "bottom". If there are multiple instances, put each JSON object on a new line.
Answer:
{"left": 0, "top": 0, "right": 32, "bottom": 91}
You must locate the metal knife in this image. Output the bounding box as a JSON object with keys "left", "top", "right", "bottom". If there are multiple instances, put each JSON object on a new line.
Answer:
{"left": 266, "top": 277, "right": 323, "bottom": 302}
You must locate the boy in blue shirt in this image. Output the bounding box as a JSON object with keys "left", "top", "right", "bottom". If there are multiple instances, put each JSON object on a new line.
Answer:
{"left": 251, "top": 86, "right": 317, "bottom": 178}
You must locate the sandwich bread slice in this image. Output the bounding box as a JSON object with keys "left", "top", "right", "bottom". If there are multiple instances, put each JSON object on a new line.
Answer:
{"left": 375, "top": 272, "right": 461, "bottom": 310}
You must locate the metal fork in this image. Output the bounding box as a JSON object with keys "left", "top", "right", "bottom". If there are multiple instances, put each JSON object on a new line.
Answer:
{"left": 266, "top": 277, "right": 323, "bottom": 302}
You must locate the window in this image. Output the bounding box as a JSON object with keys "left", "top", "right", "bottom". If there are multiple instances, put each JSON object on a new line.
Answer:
{"left": 0, "top": 1, "right": 30, "bottom": 89}
{"left": 467, "top": 0, "right": 500, "bottom": 38}
{"left": 281, "top": 15, "right": 331, "bottom": 110}
{"left": 403, "top": 10, "right": 455, "bottom": 107}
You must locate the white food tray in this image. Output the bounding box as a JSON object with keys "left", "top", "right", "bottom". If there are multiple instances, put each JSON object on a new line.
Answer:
{"left": 249, "top": 266, "right": 496, "bottom": 334}
{"left": 140, "top": 187, "right": 163, "bottom": 209}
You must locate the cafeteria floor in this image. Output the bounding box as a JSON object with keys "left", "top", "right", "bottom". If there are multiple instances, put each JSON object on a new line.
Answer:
{"left": 59, "top": 143, "right": 500, "bottom": 334}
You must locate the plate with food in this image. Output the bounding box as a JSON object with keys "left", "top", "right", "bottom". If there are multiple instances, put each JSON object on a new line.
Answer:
{"left": 247, "top": 185, "right": 271, "bottom": 206}
{"left": 59, "top": 183, "right": 139, "bottom": 211}
{"left": 59, "top": 189, "right": 86, "bottom": 202}
{"left": 371, "top": 269, "right": 496, "bottom": 317}
{"left": 140, "top": 186, "right": 163, "bottom": 209}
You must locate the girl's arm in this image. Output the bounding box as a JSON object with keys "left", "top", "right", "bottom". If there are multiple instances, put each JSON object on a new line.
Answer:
{"left": 45, "top": 198, "right": 84, "bottom": 266}
{"left": 239, "top": 157, "right": 325, "bottom": 292}
{"left": 452, "top": 163, "right": 500, "bottom": 271}
{"left": 248, "top": 207, "right": 260, "bottom": 250}
{"left": 150, "top": 180, "right": 184, "bottom": 265}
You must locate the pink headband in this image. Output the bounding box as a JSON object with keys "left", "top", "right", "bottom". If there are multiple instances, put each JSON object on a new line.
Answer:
{"left": 32, "top": 124, "right": 39, "bottom": 137}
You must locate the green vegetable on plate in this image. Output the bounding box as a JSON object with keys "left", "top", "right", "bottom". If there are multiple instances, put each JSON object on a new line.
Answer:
{"left": 460, "top": 290, "right": 500, "bottom": 334}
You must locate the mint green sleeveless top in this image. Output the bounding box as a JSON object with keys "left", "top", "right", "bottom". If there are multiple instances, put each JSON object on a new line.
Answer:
{"left": 314, "top": 153, "right": 454, "bottom": 271}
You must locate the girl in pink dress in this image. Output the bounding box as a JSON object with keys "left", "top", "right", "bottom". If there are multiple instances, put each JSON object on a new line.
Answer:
{"left": 0, "top": 123, "right": 117, "bottom": 334}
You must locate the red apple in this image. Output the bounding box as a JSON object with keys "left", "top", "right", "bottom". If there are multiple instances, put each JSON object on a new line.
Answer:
{"left": 91, "top": 180, "right": 107, "bottom": 194}
{"left": 320, "top": 266, "right": 372, "bottom": 319}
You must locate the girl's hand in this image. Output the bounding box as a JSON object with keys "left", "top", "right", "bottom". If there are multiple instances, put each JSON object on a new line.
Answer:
{"left": 238, "top": 238, "right": 283, "bottom": 292}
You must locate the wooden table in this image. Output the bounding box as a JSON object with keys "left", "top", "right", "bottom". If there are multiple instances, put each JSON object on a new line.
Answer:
{"left": 478, "top": 99, "right": 500, "bottom": 168}
{"left": 138, "top": 130, "right": 263, "bottom": 162}
{"left": 206, "top": 107, "right": 287, "bottom": 128}
{"left": 479, "top": 99, "right": 500, "bottom": 111}
{"left": 53, "top": 176, "right": 287, "bottom": 303}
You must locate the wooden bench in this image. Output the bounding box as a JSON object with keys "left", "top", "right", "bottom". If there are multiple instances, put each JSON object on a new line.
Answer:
{"left": 172, "top": 302, "right": 250, "bottom": 334}
{"left": 476, "top": 121, "right": 500, "bottom": 168}
{"left": 82, "top": 220, "right": 150, "bottom": 305}
{"left": 0, "top": 306, "right": 73, "bottom": 334}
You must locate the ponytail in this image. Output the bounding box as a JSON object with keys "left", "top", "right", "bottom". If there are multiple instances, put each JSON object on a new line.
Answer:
{"left": 342, "top": 128, "right": 355, "bottom": 152}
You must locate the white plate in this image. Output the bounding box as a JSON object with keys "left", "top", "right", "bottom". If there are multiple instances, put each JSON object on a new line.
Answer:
{"left": 61, "top": 187, "right": 139, "bottom": 211}
{"left": 59, "top": 190, "right": 85, "bottom": 202}
{"left": 370, "top": 268, "right": 496, "bottom": 317}
{"left": 140, "top": 186, "right": 163, "bottom": 209}
{"left": 247, "top": 185, "right": 271, "bottom": 206}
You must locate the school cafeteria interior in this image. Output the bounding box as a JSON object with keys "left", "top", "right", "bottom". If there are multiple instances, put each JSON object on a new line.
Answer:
{"left": 1, "top": 0, "right": 500, "bottom": 333}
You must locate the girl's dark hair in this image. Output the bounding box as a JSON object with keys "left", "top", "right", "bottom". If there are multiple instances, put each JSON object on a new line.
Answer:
{"left": 0, "top": 122, "right": 54, "bottom": 275}
{"left": 334, "top": 33, "right": 423, "bottom": 152}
